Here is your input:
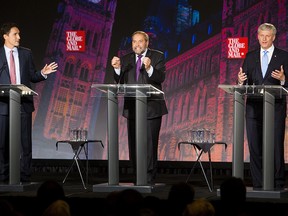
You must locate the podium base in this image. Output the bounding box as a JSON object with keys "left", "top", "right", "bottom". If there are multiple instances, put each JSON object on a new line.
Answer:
{"left": 0, "top": 182, "right": 40, "bottom": 192}
{"left": 217, "top": 187, "right": 288, "bottom": 199}
{"left": 93, "top": 182, "right": 166, "bottom": 193}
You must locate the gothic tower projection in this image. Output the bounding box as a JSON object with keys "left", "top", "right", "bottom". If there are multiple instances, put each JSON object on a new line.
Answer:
{"left": 32, "top": 0, "right": 117, "bottom": 158}
{"left": 159, "top": 0, "right": 288, "bottom": 162}
{"left": 113, "top": 0, "right": 288, "bottom": 162}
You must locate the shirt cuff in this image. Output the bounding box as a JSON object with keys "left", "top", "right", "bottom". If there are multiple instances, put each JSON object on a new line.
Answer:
{"left": 41, "top": 71, "right": 48, "bottom": 79}
{"left": 147, "top": 65, "right": 153, "bottom": 77}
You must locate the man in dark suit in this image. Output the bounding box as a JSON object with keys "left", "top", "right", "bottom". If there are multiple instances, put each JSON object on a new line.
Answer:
{"left": 238, "top": 23, "right": 288, "bottom": 189}
{"left": 111, "top": 31, "right": 168, "bottom": 184}
{"left": 0, "top": 22, "right": 58, "bottom": 182}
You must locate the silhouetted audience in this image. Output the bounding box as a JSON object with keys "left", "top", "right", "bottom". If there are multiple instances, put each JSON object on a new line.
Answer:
{"left": 167, "top": 182, "right": 195, "bottom": 216}
{"left": 106, "top": 189, "right": 144, "bottom": 216}
{"left": 42, "top": 200, "right": 71, "bottom": 216}
{"left": 0, "top": 199, "right": 22, "bottom": 216}
{"left": 218, "top": 176, "right": 248, "bottom": 216}
{"left": 220, "top": 177, "right": 246, "bottom": 203}
{"left": 35, "top": 180, "right": 66, "bottom": 216}
{"left": 183, "top": 198, "right": 215, "bottom": 216}
{"left": 142, "top": 195, "right": 163, "bottom": 216}
{"left": 105, "top": 191, "right": 121, "bottom": 216}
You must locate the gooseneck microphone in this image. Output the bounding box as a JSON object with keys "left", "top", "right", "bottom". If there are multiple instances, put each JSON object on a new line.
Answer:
{"left": 117, "top": 63, "right": 132, "bottom": 84}
{"left": 116, "top": 64, "right": 133, "bottom": 95}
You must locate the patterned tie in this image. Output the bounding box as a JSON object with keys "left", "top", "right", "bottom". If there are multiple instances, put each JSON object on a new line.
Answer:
{"left": 261, "top": 50, "right": 268, "bottom": 77}
{"left": 136, "top": 54, "right": 142, "bottom": 81}
{"left": 10, "top": 50, "right": 16, "bottom": 84}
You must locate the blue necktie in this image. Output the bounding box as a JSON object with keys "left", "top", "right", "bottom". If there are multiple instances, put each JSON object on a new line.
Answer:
{"left": 261, "top": 50, "right": 268, "bottom": 77}
{"left": 136, "top": 54, "right": 142, "bottom": 81}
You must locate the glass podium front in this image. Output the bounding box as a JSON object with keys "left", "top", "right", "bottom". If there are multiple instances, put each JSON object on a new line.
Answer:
{"left": 219, "top": 84, "right": 288, "bottom": 198}
{"left": 0, "top": 84, "right": 38, "bottom": 192}
{"left": 91, "top": 84, "right": 165, "bottom": 193}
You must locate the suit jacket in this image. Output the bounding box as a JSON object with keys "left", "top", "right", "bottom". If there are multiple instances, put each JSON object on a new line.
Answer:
{"left": 0, "top": 46, "right": 46, "bottom": 115}
{"left": 242, "top": 47, "right": 288, "bottom": 119}
{"left": 114, "top": 48, "right": 168, "bottom": 119}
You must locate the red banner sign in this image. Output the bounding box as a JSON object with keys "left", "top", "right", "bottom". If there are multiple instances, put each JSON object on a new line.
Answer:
{"left": 66, "top": 31, "right": 85, "bottom": 52}
{"left": 227, "top": 37, "right": 248, "bottom": 59}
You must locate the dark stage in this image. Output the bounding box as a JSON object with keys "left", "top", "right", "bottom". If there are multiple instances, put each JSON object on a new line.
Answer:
{"left": 1, "top": 160, "right": 288, "bottom": 216}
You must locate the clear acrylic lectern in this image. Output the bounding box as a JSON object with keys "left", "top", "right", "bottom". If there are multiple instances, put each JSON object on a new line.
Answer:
{"left": 91, "top": 84, "right": 165, "bottom": 193}
{"left": 219, "top": 84, "right": 288, "bottom": 198}
{"left": 0, "top": 84, "right": 38, "bottom": 191}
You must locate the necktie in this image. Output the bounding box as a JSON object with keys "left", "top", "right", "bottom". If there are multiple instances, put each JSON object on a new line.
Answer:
{"left": 10, "top": 50, "right": 16, "bottom": 84}
{"left": 136, "top": 54, "right": 142, "bottom": 81}
{"left": 261, "top": 50, "right": 268, "bottom": 77}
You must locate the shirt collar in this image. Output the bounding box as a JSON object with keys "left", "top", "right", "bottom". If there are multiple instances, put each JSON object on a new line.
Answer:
{"left": 135, "top": 49, "right": 148, "bottom": 58}
{"left": 4, "top": 45, "right": 17, "bottom": 54}
{"left": 261, "top": 45, "right": 274, "bottom": 54}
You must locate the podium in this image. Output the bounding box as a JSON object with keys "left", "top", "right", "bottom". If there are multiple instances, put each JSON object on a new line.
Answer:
{"left": 91, "top": 84, "right": 165, "bottom": 193}
{"left": 0, "top": 84, "right": 39, "bottom": 192}
{"left": 218, "top": 84, "right": 288, "bottom": 198}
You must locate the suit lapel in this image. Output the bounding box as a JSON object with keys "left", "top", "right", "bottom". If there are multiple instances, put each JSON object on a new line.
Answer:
{"left": 17, "top": 47, "right": 23, "bottom": 78}
{"left": 253, "top": 50, "right": 263, "bottom": 80}
{"left": 267, "top": 48, "right": 278, "bottom": 71}
{"left": 0, "top": 47, "right": 10, "bottom": 81}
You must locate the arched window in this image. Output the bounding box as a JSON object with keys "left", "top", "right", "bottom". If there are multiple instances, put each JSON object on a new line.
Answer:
{"left": 79, "top": 67, "right": 89, "bottom": 81}
{"left": 63, "top": 61, "right": 75, "bottom": 78}
{"left": 92, "top": 33, "right": 98, "bottom": 49}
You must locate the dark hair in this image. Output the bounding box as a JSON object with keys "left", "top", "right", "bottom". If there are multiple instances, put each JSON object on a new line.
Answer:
{"left": 37, "top": 180, "right": 66, "bottom": 211}
{"left": 220, "top": 176, "right": 246, "bottom": 203}
{"left": 132, "top": 31, "right": 149, "bottom": 42}
{"left": 0, "top": 22, "right": 19, "bottom": 43}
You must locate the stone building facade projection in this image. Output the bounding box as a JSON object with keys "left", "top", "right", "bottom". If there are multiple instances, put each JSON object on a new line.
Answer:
{"left": 31, "top": 0, "right": 288, "bottom": 161}
{"left": 32, "top": 0, "right": 117, "bottom": 158}
{"left": 159, "top": 0, "right": 288, "bottom": 162}
{"left": 115, "top": 0, "right": 288, "bottom": 163}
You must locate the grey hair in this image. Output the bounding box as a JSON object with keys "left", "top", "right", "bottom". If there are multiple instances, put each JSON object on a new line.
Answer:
{"left": 258, "top": 23, "right": 277, "bottom": 35}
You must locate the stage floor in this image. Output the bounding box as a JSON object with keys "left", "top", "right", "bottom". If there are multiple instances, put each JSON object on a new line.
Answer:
{"left": 0, "top": 172, "right": 219, "bottom": 199}
{"left": 1, "top": 171, "right": 288, "bottom": 201}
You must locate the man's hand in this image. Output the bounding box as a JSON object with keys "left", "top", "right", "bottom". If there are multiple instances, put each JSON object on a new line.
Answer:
{"left": 143, "top": 57, "right": 151, "bottom": 71}
{"left": 238, "top": 67, "right": 247, "bottom": 85}
{"left": 41, "top": 62, "right": 58, "bottom": 75}
{"left": 111, "top": 56, "right": 121, "bottom": 69}
{"left": 271, "top": 65, "right": 285, "bottom": 81}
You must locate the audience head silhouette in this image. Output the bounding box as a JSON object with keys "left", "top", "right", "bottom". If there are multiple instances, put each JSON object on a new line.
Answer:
{"left": 167, "top": 182, "right": 195, "bottom": 215}
{"left": 112, "top": 189, "right": 144, "bottom": 216}
{"left": 0, "top": 199, "right": 19, "bottom": 216}
{"left": 220, "top": 176, "right": 246, "bottom": 203}
{"left": 36, "top": 180, "right": 66, "bottom": 214}
{"left": 42, "top": 200, "right": 71, "bottom": 216}
{"left": 183, "top": 198, "right": 215, "bottom": 216}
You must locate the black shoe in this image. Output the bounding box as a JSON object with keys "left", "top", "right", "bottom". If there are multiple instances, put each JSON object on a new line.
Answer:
{"left": 253, "top": 186, "right": 262, "bottom": 191}
{"left": 0, "top": 179, "right": 8, "bottom": 184}
{"left": 147, "top": 179, "right": 155, "bottom": 186}
{"left": 20, "top": 177, "right": 31, "bottom": 183}
{"left": 147, "top": 173, "right": 156, "bottom": 185}
{"left": 0, "top": 176, "right": 8, "bottom": 184}
{"left": 275, "top": 184, "right": 284, "bottom": 190}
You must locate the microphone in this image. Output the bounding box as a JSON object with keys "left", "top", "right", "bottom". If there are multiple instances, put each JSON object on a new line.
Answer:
{"left": 118, "top": 64, "right": 132, "bottom": 84}
{"left": 116, "top": 64, "right": 132, "bottom": 95}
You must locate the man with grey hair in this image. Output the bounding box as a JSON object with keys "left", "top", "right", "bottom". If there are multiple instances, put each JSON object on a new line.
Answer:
{"left": 238, "top": 23, "right": 288, "bottom": 189}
